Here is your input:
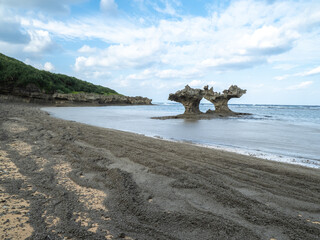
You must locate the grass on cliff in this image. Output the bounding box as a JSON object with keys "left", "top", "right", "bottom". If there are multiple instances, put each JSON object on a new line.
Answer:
{"left": 0, "top": 53, "right": 118, "bottom": 95}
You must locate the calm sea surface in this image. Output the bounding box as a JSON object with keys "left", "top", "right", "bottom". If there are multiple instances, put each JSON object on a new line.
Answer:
{"left": 42, "top": 103, "right": 320, "bottom": 169}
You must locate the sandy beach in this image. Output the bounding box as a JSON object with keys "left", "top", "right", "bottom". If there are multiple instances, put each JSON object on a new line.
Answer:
{"left": 1, "top": 101, "right": 320, "bottom": 240}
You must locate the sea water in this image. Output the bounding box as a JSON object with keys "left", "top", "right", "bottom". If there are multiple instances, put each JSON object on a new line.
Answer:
{"left": 42, "top": 103, "right": 320, "bottom": 169}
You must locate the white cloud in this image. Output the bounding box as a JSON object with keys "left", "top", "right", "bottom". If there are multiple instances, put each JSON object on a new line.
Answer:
{"left": 44, "top": 62, "right": 54, "bottom": 71}
{"left": 100, "top": 0, "right": 117, "bottom": 13}
{"left": 300, "top": 66, "right": 320, "bottom": 76}
{"left": 153, "top": 0, "right": 178, "bottom": 16}
{"left": 26, "top": 1, "right": 305, "bottom": 56}
{"left": 275, "top": 65, "right": 320, "bottom": 80}
{"left": 137, "top": 79, "right": 184, "bottom": 90}
{"left": 274, "top": 74, "right": 290, "bottom": 81}
{"left": 112, "top": 77, "right": 130, "bottom": 87}
{"left": 156, "top": 68, "right": 202, "bottom": 79}
{"left": 77, "top": 70, "right": 112, "bottom": 81}
{"left": 24, "top": 30, "right": 54, "bottom": 53}
{"left": 78, "top": 45, "right": 97, "bottom": 54}
{"left": 200, "top": 56, "right": 266, "bottom": 70}
{"left": 23, "top": 59, "right": 55, "bottom": 72}
{"left": 188, "top": 80, "right": 203, "bottom": 88}
{"left": 52, "top": 0, "right": 318, "bottom": 99}
{"left": 125, "top": 67, "right": 203, "bottom": 83}
{"left": 188, "top": 80, "right": 217, "bottom": 88}
{"left": 287, "top": 81, "right": 313, "bottom": 90}
{"left": 240, "top": 25, "right": 299, "bottom": 55}
{"left": 75, "top": 40, "right": 162, "bottom": 71}
{"left": 273, "top": 64, "right": 296, "bottom": 70}
{"left": 20, "top": 0, "right": 318, "bottom": 77}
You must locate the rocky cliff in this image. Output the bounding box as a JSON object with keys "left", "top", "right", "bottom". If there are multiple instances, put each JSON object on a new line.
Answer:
{"left": 52, "top": 93, "right": 152, "bottom": 105}
{"left": 0, "top": 83, "right": 152, "bottom": 105}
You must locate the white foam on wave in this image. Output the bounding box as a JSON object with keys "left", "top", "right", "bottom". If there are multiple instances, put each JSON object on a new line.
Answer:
{"left": 150, "top": 134, "right": 320, "bottom": 169}
{"left": 200, "top": 144, "right": 320, "bottom": 169}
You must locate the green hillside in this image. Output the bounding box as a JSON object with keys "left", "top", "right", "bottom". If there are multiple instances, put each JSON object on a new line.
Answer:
{"left": 0, "top": 53, "right": 118, "bottom": 95}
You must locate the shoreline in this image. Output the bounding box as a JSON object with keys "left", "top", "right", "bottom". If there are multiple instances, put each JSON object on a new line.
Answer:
{"left": 0, "top": 94, "right": 153, "bottom": 107}
{"left": 1, "top": 101, "right": 320, "bottom": 239}
{"left": 43, "top": 105, "right": 320, "bottom": 170}
{"left": 142, "top": 134, "right": 320, "bottom": 169}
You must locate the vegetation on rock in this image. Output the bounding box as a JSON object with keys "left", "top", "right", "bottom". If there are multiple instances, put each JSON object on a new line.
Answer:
{"left": 0, "top": 53, "right": 118, "bottom": 95}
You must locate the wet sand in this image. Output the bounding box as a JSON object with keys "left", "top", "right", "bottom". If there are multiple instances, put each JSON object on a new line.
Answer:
{"left": 0, "top": 101, "right": 320, "bottom": 240}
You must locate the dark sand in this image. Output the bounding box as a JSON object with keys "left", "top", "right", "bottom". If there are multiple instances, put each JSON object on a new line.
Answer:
{"left": 1, "top": 101, "right": 320, "bottom": 240}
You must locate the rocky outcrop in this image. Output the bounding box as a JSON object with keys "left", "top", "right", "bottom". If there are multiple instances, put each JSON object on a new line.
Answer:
{"left": 204, "top": 85, "right": 246, "bottom": 114}
{"left": 0, "top": 85, "right": 152, "bottom": 105}
{"left": 168, "top": 85, "right": 204, "bottom": 114}
{"left": 52, "top": 93, "right": 152, "bottom": 105}
{"left": 153, "top": 84, "right": 248, "bottom": 120}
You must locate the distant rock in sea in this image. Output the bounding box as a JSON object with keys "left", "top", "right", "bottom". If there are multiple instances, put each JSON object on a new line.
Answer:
{"left": 204, "top": 85, "right": 246, "bottom": 114}
{"left": 154, "top": 84, "right": 248, "bottom": 119}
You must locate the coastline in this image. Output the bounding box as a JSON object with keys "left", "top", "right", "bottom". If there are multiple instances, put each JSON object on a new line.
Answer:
{"left": 43, "top": 104, "right": 320, "bottom": 169}
{"left": 144, "top": 135, "right": 320, "bottom": 169}
{"left": 1, "top": 101, "right": 320, "bottom": 239}
{"left": 0, "top": 93, "right": 152, "bottom": 107}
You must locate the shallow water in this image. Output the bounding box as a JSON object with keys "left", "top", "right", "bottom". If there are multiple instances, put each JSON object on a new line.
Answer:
{"left": 43, "top": 103, "right": 320, "bottom": 168}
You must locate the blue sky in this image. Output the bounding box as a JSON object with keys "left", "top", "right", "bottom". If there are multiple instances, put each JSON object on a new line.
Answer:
{"left": 1, "top": 0, "right": 320, "bottom": 104}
